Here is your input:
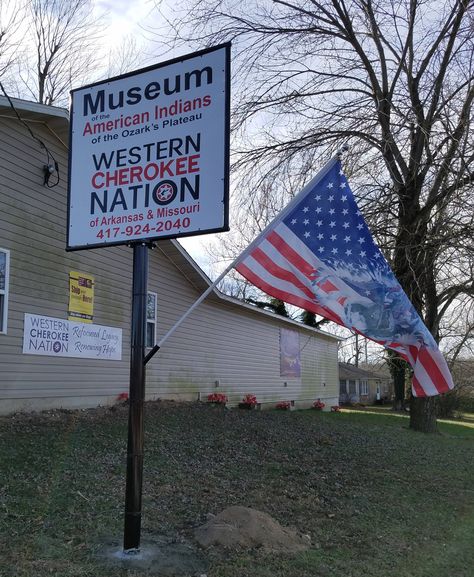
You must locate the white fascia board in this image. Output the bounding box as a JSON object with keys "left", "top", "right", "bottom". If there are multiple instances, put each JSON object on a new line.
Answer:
{"left": 0, "top": 95, "right": 68, "bottom": 121}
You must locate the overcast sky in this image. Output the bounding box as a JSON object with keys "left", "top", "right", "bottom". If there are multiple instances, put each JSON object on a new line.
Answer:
{"left": 93, "top": 0, "right": 157, "bottom": 47}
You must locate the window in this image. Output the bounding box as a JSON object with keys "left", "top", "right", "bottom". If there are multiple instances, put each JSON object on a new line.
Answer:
{"left": 0, "top": 249, "right": 9, "bottom": 334}
{"left": 339, "top": 379, "right": 347, "bottom": 394}
{"left": 360, "top": 380, "right": 368, "bottom": 395}
{"left": 348, "top": 379, "right": 356, "bottom": 394}
{"left": 146, "top": 292, "right": 157, "bottom": 348}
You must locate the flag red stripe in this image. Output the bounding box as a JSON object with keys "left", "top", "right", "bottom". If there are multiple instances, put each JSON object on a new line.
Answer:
{"left": 320, "top": 280, "right": 338, "bottom": 292}
{"left": 412, "top": 376, "right": 425, "bottom": 397}
{"left": 249, "top": 247, "right": 316, "bottom": 301}
{"left": 267, "top": 231, "right": 314, "bottom": 277}
{"left": 417, "top": 347, "right": 452, "bottom": 394}
{"left": 236, "top": 262, "right": 344, "bottom": 325}
{"left": 409, "top": 345, "right": 419, "bottom": 362}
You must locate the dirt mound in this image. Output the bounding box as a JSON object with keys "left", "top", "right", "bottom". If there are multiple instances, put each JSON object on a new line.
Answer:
{"left": 194, "top": 506, "right": 310, "bottom": 552}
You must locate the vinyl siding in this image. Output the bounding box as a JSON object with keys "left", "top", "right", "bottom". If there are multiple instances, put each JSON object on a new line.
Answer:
{"left": 0, "top": 110, "right": 339, "bottom": 414}
{"left": 0, "top": 115, "right": 133, "bottom": 412}
{"left": 146, "top": 246, "right": 339, "bottom": 406}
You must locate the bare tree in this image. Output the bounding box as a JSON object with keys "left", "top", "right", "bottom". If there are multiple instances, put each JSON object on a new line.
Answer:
{"left": 157, "top": 0, "right": 474, "bottom": 432}
{"left": 17, "top": 0, "right": 101, "bottom": 105}
{"left": 0, "top": 0, "right": 24, "bottom": 81}
{"left": 104, "top": 33, "right": 146, "bottom": 79}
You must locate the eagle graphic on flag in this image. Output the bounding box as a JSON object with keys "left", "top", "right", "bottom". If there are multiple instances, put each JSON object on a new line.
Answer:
{"left": 235, "top": 158, "right": 454, "bottom": 397}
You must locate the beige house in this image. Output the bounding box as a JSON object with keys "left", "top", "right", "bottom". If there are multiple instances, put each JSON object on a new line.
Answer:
{"left": 338, "top": 362, "right": 393, "bottom": 405}
{"left": 0, "top": 96, "right": 340, "bottom": 414}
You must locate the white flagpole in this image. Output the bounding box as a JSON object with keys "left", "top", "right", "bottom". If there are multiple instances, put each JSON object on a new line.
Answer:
{"left": 156, "top": 259, "right": 236, "bottom": 349}
{"left": 154, "top": 154, "right": 343, "bottom": 352}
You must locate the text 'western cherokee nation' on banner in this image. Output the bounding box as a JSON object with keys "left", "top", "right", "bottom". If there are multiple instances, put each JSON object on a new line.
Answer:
{"left": 234, "top": 158, "right": 454, "bottom": 398}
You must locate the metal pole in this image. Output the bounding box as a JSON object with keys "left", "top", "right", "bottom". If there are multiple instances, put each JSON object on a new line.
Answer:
{"left": 123, "top": 242, "right": 148, "bottom": 551}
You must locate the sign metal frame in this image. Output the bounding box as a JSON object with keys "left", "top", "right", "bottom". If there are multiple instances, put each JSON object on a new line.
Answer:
{"left": 67, "top": 43, "right": 230, "bottom": 251}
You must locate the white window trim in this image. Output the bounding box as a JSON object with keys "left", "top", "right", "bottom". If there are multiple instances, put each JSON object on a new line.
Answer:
{"left": 146, "top": 291, "right": 157, "bottom": 348}
{"left": 0, "top": 248, "right": 10, "bottom": 335}
{"left": 360, "top": 380, "right": 369, "bottom": 395}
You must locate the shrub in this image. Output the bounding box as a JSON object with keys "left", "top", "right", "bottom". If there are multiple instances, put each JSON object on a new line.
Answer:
{"left": 207, "top": 393, "right": 228, "bottom": 405}
{"left": 241, "top": 393, "right": 258, "bottom": 407}
{"left": 276, "top": 401, "right": 291, "bottom": 410}
{"left": 313, "top": 399, "right": 325, "bottom": 410}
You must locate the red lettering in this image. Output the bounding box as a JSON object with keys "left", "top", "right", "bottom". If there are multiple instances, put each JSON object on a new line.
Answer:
{"left": 188, "top": 154, "right": 200, "bottom": 173}
{"left": 118, "top": 168, "right": 129, "bottom": 185}
{"left": 175, "top": 157, "right": 187, "bottom": 175}
{"left": 160, "top": 160, "right": 174, "bottom": 177}
{"left": 92, "top": 172, "right": 104, "bottom": 188}
{"left": 144, "top": 163, "right": 159, "bottom": 180}
{"left": 130, "top": 166, "right": 143, "bottom": 183}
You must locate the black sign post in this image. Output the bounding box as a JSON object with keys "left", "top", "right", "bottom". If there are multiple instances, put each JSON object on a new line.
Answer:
{"left": 123, "top": 242, "right": 148, "bottom": 551}
{"left": 66, "top": 43, "right": 231, "bottom": 555}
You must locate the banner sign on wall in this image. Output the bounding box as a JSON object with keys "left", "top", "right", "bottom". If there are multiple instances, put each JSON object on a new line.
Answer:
{"left": 68, "top": 271, "right": 94, "bottom": 322}
{"left": 280, "top": 328, "right": 301, "bottom": 377}
{"left": 23, "top": 314, "right": 122, "bottom": 360}
{"left": 67, "top": 43, "right": 230, "bottom": 250}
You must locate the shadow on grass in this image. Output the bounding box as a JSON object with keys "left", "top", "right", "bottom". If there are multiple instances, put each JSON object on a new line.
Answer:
{"left": 336, "top": 407, "right": 474, "bottom": 436}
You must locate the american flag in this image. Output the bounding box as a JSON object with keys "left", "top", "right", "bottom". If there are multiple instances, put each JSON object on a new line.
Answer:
{"left": 235, "top": 158, "right": 454, "bottom": 397}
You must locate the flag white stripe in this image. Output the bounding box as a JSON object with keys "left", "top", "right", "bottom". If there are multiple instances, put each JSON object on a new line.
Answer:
{"left": 431, "top": 349, "right": 453, "bottom": 390}
{"left": 241, "top": 254, "right": 320, "bottom": 305}
{"left": 413, "top": 352, "right": 444, "bottom": 397}
{"left": 253, "top": 239, "right": 320, "bottom": 295}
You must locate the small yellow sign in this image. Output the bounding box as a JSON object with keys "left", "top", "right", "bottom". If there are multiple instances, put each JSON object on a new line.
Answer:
{"left": 68, "top": 271, "right": 94, "bottom": 323}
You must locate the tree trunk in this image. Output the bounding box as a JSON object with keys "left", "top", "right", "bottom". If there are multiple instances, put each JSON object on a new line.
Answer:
{"left": 409, "top": 396, "right": 438, "bottom": 433}
{"left": 387, "top": 353, "right": 406, "bottom": 410}
{"left": 394, "top": 198, "right": 439, "bottom": 433}
{"left": 392, "top": 364, "right": 405, "bottom": 410}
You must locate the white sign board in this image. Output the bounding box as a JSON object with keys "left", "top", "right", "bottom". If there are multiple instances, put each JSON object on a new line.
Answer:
{"left": 23, "top": 314, "right": 122, "bottom": 360}
{"left": 67, "top": 44, "right": 230, "bottom": 250}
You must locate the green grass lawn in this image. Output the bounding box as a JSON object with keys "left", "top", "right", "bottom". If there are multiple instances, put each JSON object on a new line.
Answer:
{"left": 0, "top": 402, "right": 473, "bottom": 577}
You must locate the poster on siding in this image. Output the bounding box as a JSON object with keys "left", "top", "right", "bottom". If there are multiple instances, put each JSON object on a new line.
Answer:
{"left": 68, "top": 271, "right": 94, "bottom": 322}
{"left": 67, "top": 43, "right": 230, "bottom": 250}
{"left": 280, "top": 328, "right": 301, "bottom": 377}
{"left": 23, "top": 314, "right": 122, "bottom": 360}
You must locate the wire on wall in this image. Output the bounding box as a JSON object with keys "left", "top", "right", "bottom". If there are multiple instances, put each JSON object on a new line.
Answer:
{"left": 0, "top": 81, "right": 60, "bottom": 188}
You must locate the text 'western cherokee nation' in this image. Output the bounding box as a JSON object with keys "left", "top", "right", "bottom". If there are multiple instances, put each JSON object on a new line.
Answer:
{"left": 89, "top": 133, "right": 201, "bottom": 217}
